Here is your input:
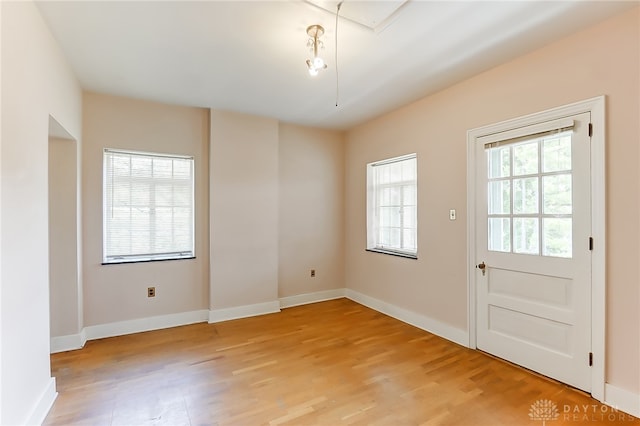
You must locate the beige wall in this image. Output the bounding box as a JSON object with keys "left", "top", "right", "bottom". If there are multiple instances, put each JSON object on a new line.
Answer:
{"left": 4, "top": 3, "right": 636, "bottom": 424}
{"left": 82, "top": 92, "right": 210, "bottom": 326}
{"left": 1, "top": 1, "right": 82, "bottom": 423}
{"left": 49, "top": 137, "right": 80, "bottom": 337}
{"left": 209, "top": 115, "right": 346, "bottom": 310}
{"left": 210, "top": 111, "right": 279, "bottom": 309}
{"left": 80, "top": 103, "right": 344, "bottom": 321}
{"left": 345, "top": 7, "right": 639, "bottom": 393}
{"left": 278, "top": 124, "right": 345, "bottom": 297}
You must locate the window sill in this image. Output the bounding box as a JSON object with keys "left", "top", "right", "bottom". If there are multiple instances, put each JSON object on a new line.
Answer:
{"left": 366, "top": 248, "right": 417, "bottom": 259}
{"left": 102, "top": 256, "right": 196, "bottom": 265}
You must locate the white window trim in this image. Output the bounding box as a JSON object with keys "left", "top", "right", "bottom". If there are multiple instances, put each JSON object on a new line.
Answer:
{"left": 366, "top": 153, "right": 418, "bottom": 259}
{"left": 102, "top": 148, "right": 195, "bottom": 264}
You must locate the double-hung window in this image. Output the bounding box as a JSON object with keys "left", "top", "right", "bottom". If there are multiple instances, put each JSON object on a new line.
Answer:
{"left": 103, "top": 149, "right": 195, "bottom": 264}
{"left": 366, "top": 153, "right": 417, "bottom": 258}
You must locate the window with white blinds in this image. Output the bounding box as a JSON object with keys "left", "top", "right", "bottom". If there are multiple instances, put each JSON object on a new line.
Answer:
{"left": 103, "top": 149, "right": 195, "bottom": 264}
{"left": 366, "top": 153, "right": 418, "bottom": 258}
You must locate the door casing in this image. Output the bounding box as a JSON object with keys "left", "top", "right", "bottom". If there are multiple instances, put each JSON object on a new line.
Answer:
{"left": 466, "top": 96, "right": 606, "bottom": 401}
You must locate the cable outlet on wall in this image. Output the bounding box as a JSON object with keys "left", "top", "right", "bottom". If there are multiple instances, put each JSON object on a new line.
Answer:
{"left": 147, "top": 287, "right": 156, "bottom": 297}
{"left": 310, "top": 269, "right": 316, "bottom": 278}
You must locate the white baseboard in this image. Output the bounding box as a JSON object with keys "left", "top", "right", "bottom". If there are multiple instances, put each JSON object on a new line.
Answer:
{"left": 85, "top": 309, "right": 209, "bottom": 341}
{"left": 50, "top": 303, "right": 282, "bottom": 353}
{"left": 208, "top": 300, "right": 281, "bottom": 323}
{"left": 50, "top": 329, "right": 87, "bottom": 354}
{"left": 345, "top": 289, "right": 468, "bottom": 347}
{"left": 605, "top": 383, "right": 640, "bottom": 418}
{"left": 25, "top": 377, "right": 57, "bottom": 426}
{"left": 280, "top": 288, "right": 346, "bottom": 309}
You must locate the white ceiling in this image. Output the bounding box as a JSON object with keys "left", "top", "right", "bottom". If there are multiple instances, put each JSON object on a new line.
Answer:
{"left": 36, "top": 1, "right": 636, "bottom": 130}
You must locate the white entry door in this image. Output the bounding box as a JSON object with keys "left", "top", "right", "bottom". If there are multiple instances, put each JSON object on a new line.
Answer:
{"left": 474, "top": 112, "right": 592, "bottom": 392}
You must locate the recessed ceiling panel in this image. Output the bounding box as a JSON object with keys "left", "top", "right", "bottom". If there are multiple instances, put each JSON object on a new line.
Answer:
{"left": 305, "top": 0, "right": 409, "bottom": 32}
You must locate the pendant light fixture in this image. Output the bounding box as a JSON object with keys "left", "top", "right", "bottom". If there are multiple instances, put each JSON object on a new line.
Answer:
{"left": 306, "top": 24, "right": 327, "bottom": 76}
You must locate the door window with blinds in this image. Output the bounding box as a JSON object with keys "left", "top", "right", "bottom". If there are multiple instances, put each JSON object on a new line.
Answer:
{"left": 366, "top": 153, "right": 417, "bottom": 258}
{"left": 485, "top": 119, "right": 574, "bottom": 258}
{"left": 103, "top": 149, "right": 195, "bottom": 264}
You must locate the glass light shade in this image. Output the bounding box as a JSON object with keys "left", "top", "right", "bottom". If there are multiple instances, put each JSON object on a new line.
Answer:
{"left": 312, "top": 56, "right": 325, "bottom": 69}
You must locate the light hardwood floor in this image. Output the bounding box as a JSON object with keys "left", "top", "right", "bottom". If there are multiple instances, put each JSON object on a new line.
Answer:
{"left": 44, "top": 298, "right": 638, "bottom": 425}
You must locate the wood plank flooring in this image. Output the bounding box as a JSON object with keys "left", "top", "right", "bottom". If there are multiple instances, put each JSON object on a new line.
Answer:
{"left": 44, "top": 298, "right": 638, "bottom": 425}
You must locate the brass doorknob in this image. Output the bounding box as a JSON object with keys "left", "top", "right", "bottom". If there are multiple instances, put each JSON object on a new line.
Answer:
{"left": 477, "top": 262, "right": 486, "bottom": 276}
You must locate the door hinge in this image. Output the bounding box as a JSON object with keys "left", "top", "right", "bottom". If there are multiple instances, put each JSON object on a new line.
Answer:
{"left": 589, "top": 352, "right": 593, "bottom": 366}
{"left": 589, "top": 237, "right": 594, "bottom": 251}
{"left": 588, "top": 123, "right": 593, "bottom": 137}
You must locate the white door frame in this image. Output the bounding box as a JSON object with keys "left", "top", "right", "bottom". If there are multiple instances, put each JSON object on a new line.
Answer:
{"left": 466, "top": 96, "right": 606, "bottom": 401}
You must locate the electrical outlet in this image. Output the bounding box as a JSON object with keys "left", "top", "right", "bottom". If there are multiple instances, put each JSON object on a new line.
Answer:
{"left": 147, "top": 287, "right": 156, "bottom": 297}
{"left": 310, "top": 269, "right": 316, "bottom": 278}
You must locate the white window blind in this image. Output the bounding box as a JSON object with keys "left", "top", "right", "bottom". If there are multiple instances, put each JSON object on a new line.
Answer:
{"left": 103, "top": 149, "right": 195, "bottom": 264}
{"left": 366, "top": 153, "right": 417, "bottom": 258}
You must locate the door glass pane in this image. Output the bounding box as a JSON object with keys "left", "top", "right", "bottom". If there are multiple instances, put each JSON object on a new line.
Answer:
{"left": 513, "top": 177, "right": 538, "bottom": 214}
{"left": 513, "top": 141, "right": 538, "bottom": 176}
{"left": 485, "top": 128, "right": 575, "bottom": 258}
{"left": 487, "top": 147, "right": 510, "bottom": 178}
{"left": 488, "top": 218, "right": 511, "bottom": 252}
{"left": 543, "top": 174, "right": 572, "bottom": 214}
{"left": 543, "top": 218, "right": 572, "bottom": 258}
{"left": 488, "top": 180, "right": 511, "bottom": 214}
{"left": 543, "top": 134, "right": 572, "bottom": 173}
{"left": 514, "top": 217, "right": 539, "bottom": 255}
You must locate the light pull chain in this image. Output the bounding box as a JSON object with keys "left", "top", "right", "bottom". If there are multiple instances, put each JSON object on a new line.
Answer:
{"left": 335, "top": 1, "right": 343, "bottom": 107}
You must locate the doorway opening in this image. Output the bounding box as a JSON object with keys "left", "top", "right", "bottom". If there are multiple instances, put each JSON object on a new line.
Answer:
{"left": 48, "top": 116, "right": 82, "bottom": 353}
